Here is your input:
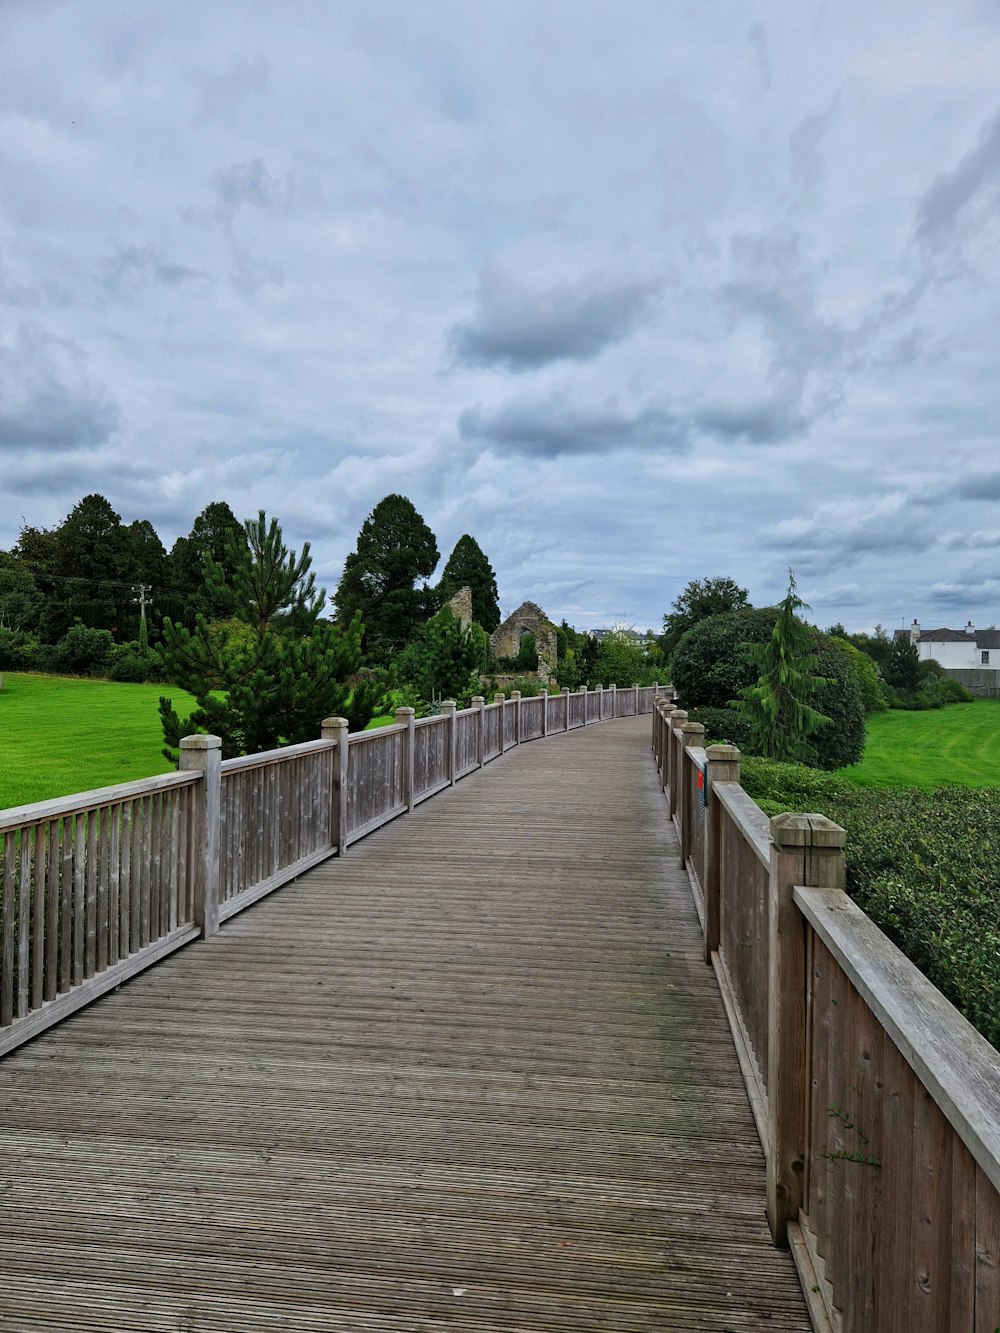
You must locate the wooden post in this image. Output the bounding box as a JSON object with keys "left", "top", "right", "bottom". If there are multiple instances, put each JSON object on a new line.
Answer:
{"left": 704, "top": 744, "right": 740, "bottom": 963}
{"left": 472, "top": 696, "right": 486, "bottom": 767}
{"left": 596, "top": 683, "right": 603, "bottom": 721}
{"left": 633, "top": 682, "right": 639, "bottom": 714}
{"left": 581, "top": 685, "right": 589, "bottom": 724}
{"left": 541, "top": 687, "right": 549, "bottom": 737}
{"left": 395, "top": 707, "right": 416, "bottom": 811}
{"left": 511, "top": 690, "right": 521, "bottom": 744}
{"left": 610, "top": 682, "right": 617, "bottom": 717}
{"left": 766, "top": 812, "right": 847, "bottom": 1246}
{"left": 179, "top": 734, "right": 221, "bottom": 938}
{"left": 667, "top": 710, "right": 687, "bottom": 817}
{"left": 440, "top": 699, "right": 457, "bottom": 784}
{"left": 320, "top": 717, "right": 350, "bottom": 855}
{"left": 679, "top": 721, "right": 705, "bottom": 868}
{"left": 562, "top": 686, "right": 571, "bottom": 730}
{"left": 494, "top": 692, "right": 505, "bottom": 752}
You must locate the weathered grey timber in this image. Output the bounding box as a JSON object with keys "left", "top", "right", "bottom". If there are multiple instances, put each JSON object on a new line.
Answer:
{"left": 0, "top": 716, "right": 808, "bottom": 1332}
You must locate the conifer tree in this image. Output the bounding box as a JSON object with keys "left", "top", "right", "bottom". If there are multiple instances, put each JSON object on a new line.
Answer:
{"left": 738, "top": 571, "right": 830, "bottom": 762}
{"left": 438, "top": 534, "right": 501, "bottom": 631}
{"left": 158, "top": 511, "right": 376, "bottom": 757}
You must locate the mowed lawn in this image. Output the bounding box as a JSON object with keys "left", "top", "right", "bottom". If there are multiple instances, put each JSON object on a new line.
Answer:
{"left": 840, "top": 697, "right": 1000, "bottom": 788}
{"left": 0, "top": 673, "right": 199, "bottom": 811}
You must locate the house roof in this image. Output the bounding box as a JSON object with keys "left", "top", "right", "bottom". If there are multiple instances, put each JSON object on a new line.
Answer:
{"left": 916, "top": 627, "right": 1000, "bottom": 648}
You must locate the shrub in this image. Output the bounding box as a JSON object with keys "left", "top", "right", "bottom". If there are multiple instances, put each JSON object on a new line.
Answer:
{"left": 107, "top": 642, "right": 160, "bottom": 683}
{"left": 0, "top": 628, "right": 40, "bottom": 671}
{"left": 50, "top": 623, "right": 115, "bottom": 675}
{"left": 671, "top": 608, "right": 865, "bottom": 769}
{"left": 687, "top": 706, "right": 752, "bottom": 749}
{"left": 738, "top": 757, "right": 1000, "bottom": 1048}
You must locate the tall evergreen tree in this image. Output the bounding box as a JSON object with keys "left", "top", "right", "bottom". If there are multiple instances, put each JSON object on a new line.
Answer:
{"left": 738, "top": 571, "right": 830, "bottom": 762}
{"left": 334, "top": 494, "right": 439, "bottom": 662}
{"left": 159, "top": 511, "right": 375, "bottom": 757}
{"left": 167, "top": 500, "right": 247, "bottom": 625}
{"left": 438, "top": 534, "right": 501, "bottom": 631}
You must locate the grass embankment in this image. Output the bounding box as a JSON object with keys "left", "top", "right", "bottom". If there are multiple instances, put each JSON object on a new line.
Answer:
{"left": 739, "top": 699, "right": 1000, "bottom": 1048}
{"left": 837, "top": 697, "right": 1000, "bottom": 789}
{"left": 0, "top": 673, "right": 198, "bottom": 811}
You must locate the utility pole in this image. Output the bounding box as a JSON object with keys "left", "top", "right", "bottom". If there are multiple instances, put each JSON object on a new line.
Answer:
{"left": 132, "top": 584, "right": 152, "bottom": 648}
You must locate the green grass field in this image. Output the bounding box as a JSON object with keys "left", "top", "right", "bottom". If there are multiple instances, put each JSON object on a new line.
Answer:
{"left": 0, "top": 673, "right": 199, "bottom": 811}
{"left": 839, "top": 698, "right": 1000, "bottom": 788}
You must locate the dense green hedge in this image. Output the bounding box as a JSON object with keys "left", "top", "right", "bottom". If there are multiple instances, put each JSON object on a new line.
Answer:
{"left": 671, "top": 608, "right": 866, "bottom": 770}
{"left": 740, "top": 755, "right": 1000, "bottom": 1049}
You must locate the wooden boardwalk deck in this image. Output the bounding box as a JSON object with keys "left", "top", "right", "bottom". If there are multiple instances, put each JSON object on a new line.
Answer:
{"left": 0, "top": 716, "right": 810, "bottom": 1332}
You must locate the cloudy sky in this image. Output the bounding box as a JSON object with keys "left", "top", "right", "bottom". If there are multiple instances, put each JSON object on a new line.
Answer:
{"left": 2, "top": 1, "right": 1000, "bottom": 633}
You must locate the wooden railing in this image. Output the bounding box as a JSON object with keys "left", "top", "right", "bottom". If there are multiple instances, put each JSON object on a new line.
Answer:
{"left": 653, "top": 692, "right": 1000, "bottom": 1332}
{"left": 0, "top": 681, "right": 656, "bottom": 1057}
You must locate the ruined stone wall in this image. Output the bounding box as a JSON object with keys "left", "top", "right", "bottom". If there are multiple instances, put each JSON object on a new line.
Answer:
{"left": 489, "top": 601, "right": 557, "bottom": 676}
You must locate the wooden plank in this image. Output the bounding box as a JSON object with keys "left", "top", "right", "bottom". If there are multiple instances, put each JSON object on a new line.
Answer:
{"left": 59, "top": 814, "right": 74, "bottom": 992}
{"left": 796, "top": 885, "right": 1000, "bottom": 1197}
{"left": 97, "top": 804, "right": 111, "bottom": 972}
{"left": 975, "top": 1164, "right": 1000, "bottom": 1332}
{"left": 17, "top": 828, "right": 30, "bottom": 1017}
{"left": 85, "top": 806, "right": 98, "bottom": 976}
{"left": 1, "top": 830, "right": 15, "bottom": 1025}
{"left": 0, "top": 718, "right": 809, "bottom": 1331}
{"left": 31, "top": 821, "right": 46, "bottom": 1009}
{"left": 0, "top": 770, "right": 199, "bottom": 834}
{"left": 44, "top": 819, "right": 59, "bottom": 1001}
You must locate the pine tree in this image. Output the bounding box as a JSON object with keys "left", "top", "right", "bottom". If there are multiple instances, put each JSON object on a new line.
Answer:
{"left": 158, "top": 511, "right": 374, "bottom": 757}
{"left": 438, "top": 534, "right": 501, "bottom": 631}
{"left": 738, "top": 571, "right": 830, "bottom": 762}
{"left": 334, "top": 495, "right": 439, "bottom": 661}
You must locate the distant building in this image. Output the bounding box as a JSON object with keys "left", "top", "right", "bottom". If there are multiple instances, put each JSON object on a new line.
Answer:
{"left": 900, "top": 620, "right": 1000, "bottom": 696}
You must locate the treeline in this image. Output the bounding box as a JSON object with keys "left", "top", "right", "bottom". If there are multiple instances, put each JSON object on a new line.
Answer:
{"left": 0, "top": 491, "right": 664, "bottom": 757}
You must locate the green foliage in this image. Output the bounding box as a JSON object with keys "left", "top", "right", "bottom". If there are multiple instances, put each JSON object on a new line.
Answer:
{"left": 394, "top": 606, "right": 488, "bottom": 705}
{"left": 883, "top": 637, "right": 921, "bottom": 694}
{"left": 438, "top": 534, "right": 501, "bottom": 631}
{"left": 166, "top": 501, "right": 246, "bottom": 627}
{"left": 0, "top": 560, "right": 43, "bottom": 633}
{"left": 159, "top": 512, "right": 372, "bottom": 758}
{"left": 830, "top": 636, "right": 886, "bottom": 713}
{"left": 594, "top": 630, "right": 658, "bottom": 687}
{"left": 687, "top": 705, "right": 752, "bottom": 749}
{"left": 334, "top": 494, "right": 439, "bottom": 662}
{"left": 673, "top": 601, "right": 865, "bottom": 770}
{"left": 661, "top": 575, "right": 750, "bottom": 661}
{"left": 488, "top": 676, "right": 545, "bottom": 698}
{"left": 106, "top": 641, "right": 160, "bottom": 683}
{"left": 739, "top": 754, "right": 1000, "bottom": 1048}
{"left": 738, "top": 573, "right": 831, "bottom": 762}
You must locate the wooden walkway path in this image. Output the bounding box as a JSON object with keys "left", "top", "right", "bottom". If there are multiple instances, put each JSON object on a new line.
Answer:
{"left": 0, "top": 716, "right": 810, "bottom": 1332}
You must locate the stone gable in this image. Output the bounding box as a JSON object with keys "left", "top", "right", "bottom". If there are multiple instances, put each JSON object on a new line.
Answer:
{"left": 489, "top": 601, "right": 557, "bottom": 676}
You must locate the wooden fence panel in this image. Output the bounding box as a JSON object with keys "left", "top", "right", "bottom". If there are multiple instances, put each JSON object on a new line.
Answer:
{"left": 502, "top": 699, "right": 518, "bottom": 749}
{"left": 685, "top": 749, "right": 707, "bottom": 910}
{"left": 454, "top": 709, "right": 479, "bottom": 777}
{"left": 483, "top": 703, "right": 502, "bottom": 761}
{"left": 219, "top": 741, "right": 335, "bottom": 919}
{"left": 714, "top": 787, "right": 772, "bottom": 1133}
{"left": 520, "top": 695, "right": 544, "bottom": 740}
{"left": 568, "top": 692, "right": 586, "bottom": 729}
{"left": 793, "top": 889, "right": 1000, "bottom": 1332}
{"left": 0, "top": 774, "right": 201, "bottom": 1056}
{"left": 346, "top": 727, "right": 406, "bottom": 842}
{"left": 413, "top": 716, "right": 450, "bottom": 801}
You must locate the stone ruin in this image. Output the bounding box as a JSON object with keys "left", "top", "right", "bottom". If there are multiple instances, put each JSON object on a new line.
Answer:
{"left": 489, "top": 601, "right": 557, "bottom": 681}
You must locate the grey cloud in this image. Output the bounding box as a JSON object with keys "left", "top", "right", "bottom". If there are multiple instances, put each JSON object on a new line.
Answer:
{"left": 694, "top": 397, "right": 808, "bottom": 444}
{"left": 747, "top": 24, "right": 772, "bottom": 90}
{"left": 916, "top": 106, "right": 1000, "bottom": 251}
{"left": 458, "top": 396, "right": 688, "bottom": 457}
{"left": 101, "top": 243, "right": 208, "bottom": 294}
{"left": 213, "top": 157, "right": 288, "bottom": 215}
{"left": 948, "top": 471, "right": 1000, "bottom": 501}
{"left": 448, "top": 261, "right": 658, "bottom": 372}
{"left": 0, "top": 323, "right": 119, "bottom": 451}
{"left": 790, "top": 105, "right": 837, "bottom": 190}
{"left": 193, "top": 55, "right": 271, "bottom": 126}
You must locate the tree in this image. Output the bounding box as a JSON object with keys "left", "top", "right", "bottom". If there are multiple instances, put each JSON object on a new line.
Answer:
{"left": 334, "top": 494, "right": 439, "bottom": 662}
{"left": 167, "top": 501, "right": 247, "bottom": 626}
{"left": 661, "top": 576, "right": 750, "bottom": 661}
{"left": 438, "top": 534, "right": 501, "bottom": 631}
{"left": 159, "top": 511, "right": 374, "bottom": 757}
{"left": 883, "top": 637, "right": 921, "bottom": 695}
{"left": 395, "top": 606, "right": 488, "bottom": 704}
{"left": 738, "top": 572, "right": 831, "bottom": 763}
{"left": 672, "top": 604, "right": 865, "bottom": 769}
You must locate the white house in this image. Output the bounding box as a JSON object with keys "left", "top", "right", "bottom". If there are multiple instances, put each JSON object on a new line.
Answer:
{"left": 902, "top": 620, "right": 1000, "bottom": 694}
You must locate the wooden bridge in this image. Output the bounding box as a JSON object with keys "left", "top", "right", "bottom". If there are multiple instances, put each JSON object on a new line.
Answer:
{"left": 3, "top": 687, "right": 1000, "bottom": 1330}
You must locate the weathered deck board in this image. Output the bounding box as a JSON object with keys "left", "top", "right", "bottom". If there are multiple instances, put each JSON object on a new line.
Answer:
{"left": 0, "top": 716, "right": 809, "bottom": 1331}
